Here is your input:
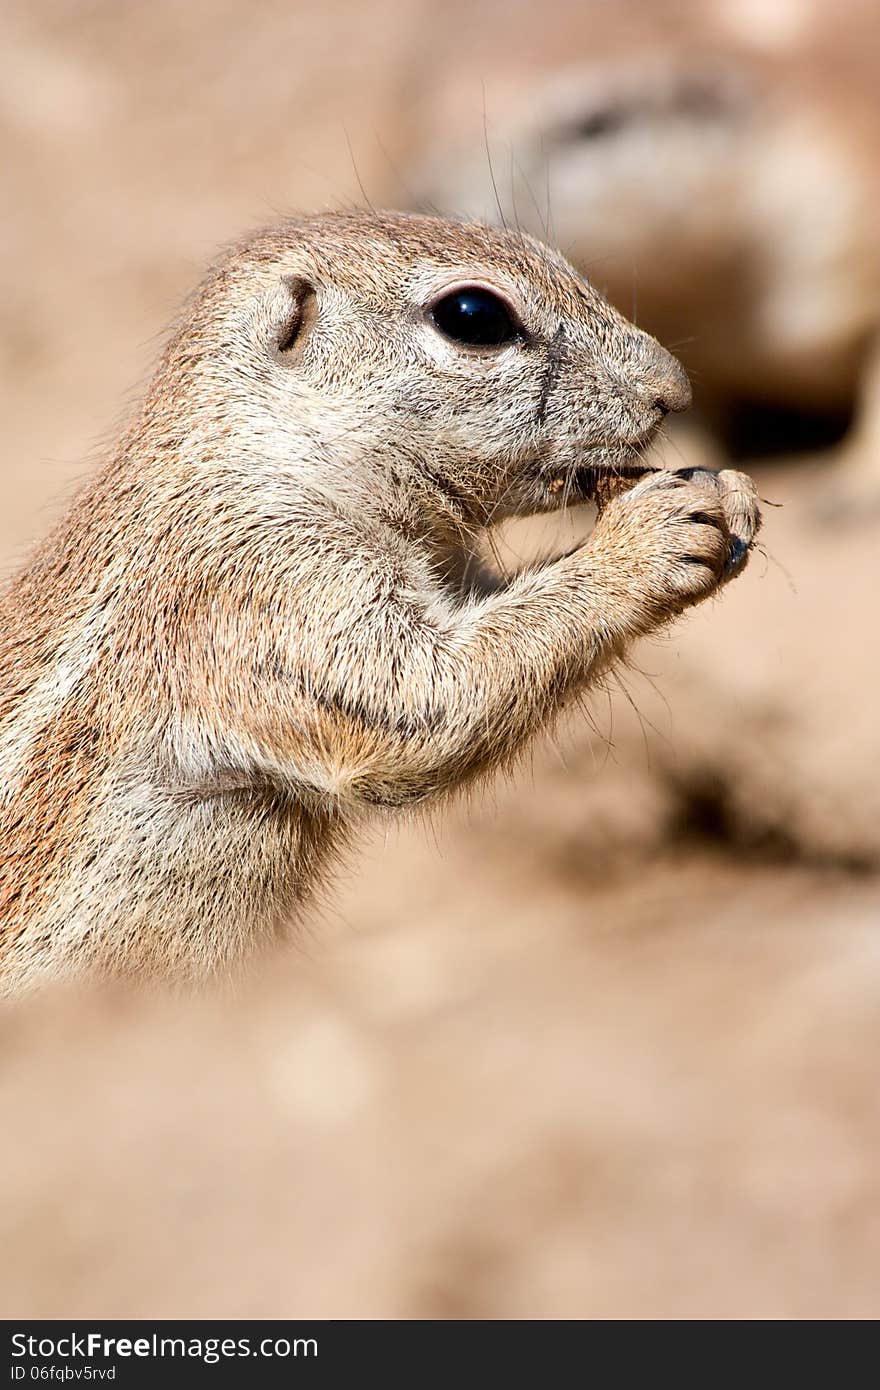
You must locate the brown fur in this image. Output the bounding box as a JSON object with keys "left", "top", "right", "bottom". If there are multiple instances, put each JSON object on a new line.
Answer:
{"left": 0, "top": 211, "right": 760, "bottom": 994}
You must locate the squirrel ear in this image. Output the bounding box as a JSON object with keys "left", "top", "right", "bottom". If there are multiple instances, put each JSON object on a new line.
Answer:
{"left": 275, "top": 275, "right": 318, "bottom": 361}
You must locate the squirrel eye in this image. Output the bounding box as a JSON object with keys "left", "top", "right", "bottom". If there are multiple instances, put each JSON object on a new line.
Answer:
{"left": 430, "top": 286, "right": 520, "bottom": 348}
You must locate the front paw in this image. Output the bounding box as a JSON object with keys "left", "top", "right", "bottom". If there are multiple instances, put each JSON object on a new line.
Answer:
{"left": 594, "top": 467, "right": 761, "bottom": 622}
{"left": 676, "top": 466, "right": 762, "bottom": 578}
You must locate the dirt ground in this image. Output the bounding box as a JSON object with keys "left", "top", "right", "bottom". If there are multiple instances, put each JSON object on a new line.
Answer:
{"left": 1, "top": 0, "right": 878, "bottom": 1319}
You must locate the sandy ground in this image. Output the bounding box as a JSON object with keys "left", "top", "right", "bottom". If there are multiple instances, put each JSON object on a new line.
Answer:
{"left": 0, "top": 0, "right": 878, "bottom": 1320}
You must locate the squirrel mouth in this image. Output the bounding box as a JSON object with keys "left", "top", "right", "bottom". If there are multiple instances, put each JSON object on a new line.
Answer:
{"left": 546, "top": 460, "right": 657, "bottom": 505}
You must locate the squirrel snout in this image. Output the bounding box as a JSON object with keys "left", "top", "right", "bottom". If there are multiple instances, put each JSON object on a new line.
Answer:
{"left": 625, "top": 338, "right": 692, "bottom": 417}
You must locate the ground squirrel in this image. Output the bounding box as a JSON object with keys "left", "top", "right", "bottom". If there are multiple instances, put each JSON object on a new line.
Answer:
{"left": 0, "top": 211, "right": 760, "bottom": 994}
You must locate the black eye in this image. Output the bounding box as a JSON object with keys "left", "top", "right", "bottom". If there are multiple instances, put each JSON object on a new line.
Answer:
{"left": 430, "top": 286, "right": 520, "bottom": 348}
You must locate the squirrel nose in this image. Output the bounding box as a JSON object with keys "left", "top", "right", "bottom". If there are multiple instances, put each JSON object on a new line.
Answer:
{"left": 631, "top": 338, "right": 693, "bottom": 416}
{"left": 653, "top": 358, "right": 692, "bottom": 415}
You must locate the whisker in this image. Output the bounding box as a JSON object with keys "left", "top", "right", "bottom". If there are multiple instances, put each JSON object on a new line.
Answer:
{"left": 539, "top": 127, "right": 554, "bottom": 247}
{"left": 481, "top": 87, "right": 507, "bottom": 231}
{"left": 653, "top": 424, "right": 693, "bottom": 471}
{"left": 508, "top": 146, "right": 523, "bottom": 235}
{"left": 342, "top": 127, "right": 376, "bottom": 215}
{"left": 511, "top": 146, "right": 549, "bottom": 242}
